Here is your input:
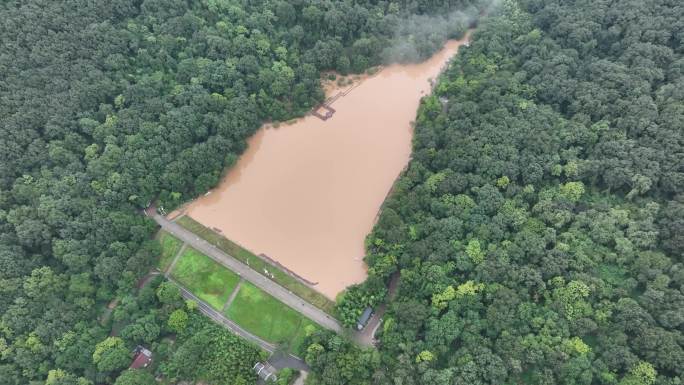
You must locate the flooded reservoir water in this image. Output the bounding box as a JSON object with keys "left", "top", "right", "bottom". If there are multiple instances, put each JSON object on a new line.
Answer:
{"left": 180, "top": 36, "right": 470, "bottom": 298}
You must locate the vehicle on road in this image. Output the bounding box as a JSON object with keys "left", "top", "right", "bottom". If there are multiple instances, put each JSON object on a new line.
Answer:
{"left": 356, "top": 307, "right": 374, "bottom": 330}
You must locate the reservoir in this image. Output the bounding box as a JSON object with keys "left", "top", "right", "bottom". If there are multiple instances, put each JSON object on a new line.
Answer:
{"left": 178, "top": 36, "right": 470, "bottom": 298}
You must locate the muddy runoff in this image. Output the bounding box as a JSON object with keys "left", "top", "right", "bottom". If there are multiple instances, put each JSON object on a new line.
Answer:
{"left": 179, "top": 36, "right": 470, "bottom": 299}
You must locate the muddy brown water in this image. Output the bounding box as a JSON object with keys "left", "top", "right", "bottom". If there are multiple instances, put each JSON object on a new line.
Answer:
{"left": 179, "top": 36, "right": 470, "bottom": 299}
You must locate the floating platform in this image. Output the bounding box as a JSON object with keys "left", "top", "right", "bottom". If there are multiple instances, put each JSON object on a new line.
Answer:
{"left": 312, "top": 104, "right": 336, "bottom": 121}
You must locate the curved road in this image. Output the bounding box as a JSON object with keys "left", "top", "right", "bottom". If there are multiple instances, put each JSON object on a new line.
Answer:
{"left": 150, "top": 211, "right": 343, "bottom": 333}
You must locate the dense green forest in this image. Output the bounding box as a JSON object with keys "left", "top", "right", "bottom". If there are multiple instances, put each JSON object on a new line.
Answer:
{"left": 322, "top": 0, "right": 684, "bottom": 384}
{"left": 1, "top": 0, "right": 682, "bottom": 384}
{"left": 0, "top": 0, "right": 486, "bottom": 384}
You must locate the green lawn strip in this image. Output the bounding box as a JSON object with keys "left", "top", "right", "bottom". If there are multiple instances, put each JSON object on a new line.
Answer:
{"left": 156, "top": 230, "right": 183, "bottom": 271}
{"left": 176, "top": 216, "right": 336, "bottom": 315}
{"left": 170, "top": 247, "right": 241, "bottom": 310}
{"left": 225, "top": 282, "right": 318, "bottom": 351}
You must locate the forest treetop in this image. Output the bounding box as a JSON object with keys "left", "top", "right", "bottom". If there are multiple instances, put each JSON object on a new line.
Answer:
{"left": 0, "top": 0, "right": 489, "bottom": 384}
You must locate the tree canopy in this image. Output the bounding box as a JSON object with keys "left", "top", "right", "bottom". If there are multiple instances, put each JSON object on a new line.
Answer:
{"left": 1, "top": 0, "right": 682, "bottom": 384}
{"left": 320, "top": 0, "right": 684, "bottom": 384}
{"left": 0, "top": 0, "right": 488, "bottom": 384}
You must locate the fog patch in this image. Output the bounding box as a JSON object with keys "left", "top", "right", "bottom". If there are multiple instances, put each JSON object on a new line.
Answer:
{"left": 382, "top": 0, "right": 499, "bottom": 64}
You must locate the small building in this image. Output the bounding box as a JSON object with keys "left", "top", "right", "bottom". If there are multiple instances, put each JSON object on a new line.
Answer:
{"left": 356, "top": 307, "right": 374, "bottom": 330}
{"left": 130, "top": 346, "right": 153, "bottom": 369}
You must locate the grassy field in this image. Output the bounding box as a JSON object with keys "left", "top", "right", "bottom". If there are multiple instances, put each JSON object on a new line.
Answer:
{"left": 170, "top": 247, "right": 241, "bottom": 310}
{"left": 175, "top": 216, "right": 336, "bottom": 315}
{"left": 225, "top": 282, "right": 317, "bottom": 354}
{"left": 156, "top": 230, "right": 183, "bottom": 271}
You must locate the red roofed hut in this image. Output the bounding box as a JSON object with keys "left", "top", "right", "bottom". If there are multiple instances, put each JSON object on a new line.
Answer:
{"left": 130, "top": 346, "right": 153, "bottom": 369}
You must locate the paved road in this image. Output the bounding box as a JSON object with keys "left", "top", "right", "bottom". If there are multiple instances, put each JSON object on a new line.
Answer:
{"left": 293, "top": 371, "right": 309, "bottom": 385}
{"left": 151, "top": 212, "right": 343, "bottom": 333}
{"left": 351, "top": 272, "right": 400, "bottom": 346}
{"left": 268, "top": 351, "right": 310, "bottom": 371}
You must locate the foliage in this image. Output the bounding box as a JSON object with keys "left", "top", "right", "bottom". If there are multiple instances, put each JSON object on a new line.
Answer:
{"left": 167, "top": 309, "right": 188, "bottom": 333}
{"left": 92, "top": 338, "right": 130, "bottom": 373}
{"left": 336, "top": 278, "right": 387, "bottom": 328}
{"left": 160, "top": 314, "right": 260, "bottom": 384}
{"left": 45, "top": 369, "right": 91, "bottom": 385}
{"left": 415, "top": 350, "right": 435, "bottom": 363}
{"left": 155, "top": 281, "right": 182, "bottom": 307}
{"left": 303, "top": 330, "right": 380, "bottom": 385}
{"left": 315, "top": 0, "right": 684, "bottom": 384}
{"left": 432, "top": 280, "right": 483, "bottom": 310}
{"left": 621, "top": 362, "right": 657, "bottom": 385}
{"left": 113, "top": 369, "right": 155, "bottom": 385}
{"left": 120, "top": 314, "right": 160, "bottom": 344}
{"left": 559, "top": 181, "right": 585, "bottom": 202}
{"left": 0, "top": 0, "right": 490, "bottom": 380}
{"left": 1, "top": 0, "right": 681, "bottom": 384}
{"left": 563, "top": 337, "right": 591, "bottom": 356}
{"left": 465, "top": 239, "right": 485, "bottom": 264}
{"left": 276, "top": 368, "right": 295, "bottom": 385}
